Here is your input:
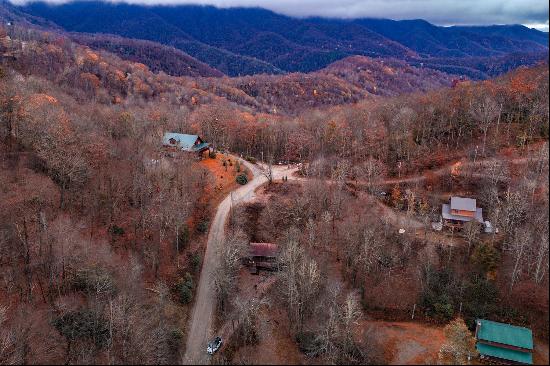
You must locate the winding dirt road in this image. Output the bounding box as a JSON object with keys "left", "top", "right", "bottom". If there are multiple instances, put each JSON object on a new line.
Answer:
{"left": 183, "top": 160, "right": 297, "bottom": 364}
{"left": 376, "top": 156, "right": 530, "bottom": 186}
{"left": 183, "top": 154, "right": 533, "bottom": 363}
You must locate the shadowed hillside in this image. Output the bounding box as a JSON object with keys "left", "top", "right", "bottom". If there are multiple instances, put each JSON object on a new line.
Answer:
{"left": 13, "top": 1, "right": 549, "bottom": 77}
{"left": 70, "top": 33, "right": 224, "bottom": 77}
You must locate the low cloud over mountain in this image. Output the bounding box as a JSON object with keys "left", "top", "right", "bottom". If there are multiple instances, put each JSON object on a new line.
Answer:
{"left": 8, "top": 0, "right": 550, "bottom": 31}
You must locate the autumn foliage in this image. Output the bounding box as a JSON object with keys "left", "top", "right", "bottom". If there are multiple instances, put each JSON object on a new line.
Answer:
{"left": 0, "top": 22, "right": 548, "bottom": 364}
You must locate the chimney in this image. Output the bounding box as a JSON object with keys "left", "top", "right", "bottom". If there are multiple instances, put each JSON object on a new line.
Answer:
{"left": 475, "top": 320, "right": 481, "bottom": 339}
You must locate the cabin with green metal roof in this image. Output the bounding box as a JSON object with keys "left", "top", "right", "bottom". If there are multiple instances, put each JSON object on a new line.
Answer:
{"left": 475, "top": 319, "right": 534, "bottom": 364}
{"left": 162, "top": 132, "right": 211, "bottom": 156}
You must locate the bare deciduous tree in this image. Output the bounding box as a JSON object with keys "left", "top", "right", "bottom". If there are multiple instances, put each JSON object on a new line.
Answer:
{"left": 260, "top": 157, "right": 274, "bottom": 184}
{"left": 212, "top": 229, "right": 247, "bottom": 312}
{"left": 279, "top": 227, "right": 321, "bottom": 332}
{"left": 469, "top": 95, "right": 499, "bottom": 156}
{"left": 462, "top": 221, "right": 480, "bottom": 256}
{"left": 507, "top": 228, "right": 531, "bottom": 291}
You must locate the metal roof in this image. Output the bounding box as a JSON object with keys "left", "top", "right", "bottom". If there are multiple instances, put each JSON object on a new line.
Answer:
{"left": 442, "top": 204, "right": 484, "bottom": 223}
{"left": 249, "top": 243, "right": 278, "bottom": 258}
{"left": 193, "top": 142, "right": 210, "bottom": 152}
{"left": 477, "top": 319, "right": 533, "bottom": 350}
{"left": 162, "top": 132, "right": 209, "bottom": 152}
{"left": 477, "top": 343, "right": 533, "bottom": 364}
{"left": 450, "top": 196, "right": 477, "bottom": 212}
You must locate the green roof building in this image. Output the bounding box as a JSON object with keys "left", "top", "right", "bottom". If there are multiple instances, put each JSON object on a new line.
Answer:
{"left": 475, "top": 319, "right": 534, "bottom": 365}
{"left": 162, "top": 132, "right": 211, "bottom": 154}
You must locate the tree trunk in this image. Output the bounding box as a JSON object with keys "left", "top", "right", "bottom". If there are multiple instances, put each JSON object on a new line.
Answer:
{"left": 60, "top": 181, "right": 66, "bottom": 209}
{"left": 175, "top": 225, "right": 179, "bottom": 268}
{"left": 482, "top": 127, "right": 488, "bottom": 157}
{"left": 510, "top": 242, "right": 525, "bottom": 291}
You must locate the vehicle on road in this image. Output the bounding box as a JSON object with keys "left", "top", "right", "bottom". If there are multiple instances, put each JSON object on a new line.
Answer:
{"left": 207, "top": 336, "right": 222, "bottom": 355}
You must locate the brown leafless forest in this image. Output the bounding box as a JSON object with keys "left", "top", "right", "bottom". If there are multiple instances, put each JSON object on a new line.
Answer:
{"left": 0, "top": 23, "right": 548, "bottom": 365}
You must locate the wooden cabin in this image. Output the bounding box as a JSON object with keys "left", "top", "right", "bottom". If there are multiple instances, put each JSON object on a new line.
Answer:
{"left": 162, "top": 132, "right": 210, "bottom": 157}
{"left": 442, "top": 196, "right": 484, "bottom": 229}
{"left": 244, "top": 243, "right": 279, "bottom": 274}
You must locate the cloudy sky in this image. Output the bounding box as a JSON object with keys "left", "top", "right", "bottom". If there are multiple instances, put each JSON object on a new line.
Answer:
{"left": 10, "top": 0, "right": 550, "bottom": 31}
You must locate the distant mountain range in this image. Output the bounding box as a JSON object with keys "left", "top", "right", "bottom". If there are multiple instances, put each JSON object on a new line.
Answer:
{"left": 70, "top": 33, "right": 224, "bottom": 77}
{"left": 3, "top": 1, "right": 549, "bottom": 78}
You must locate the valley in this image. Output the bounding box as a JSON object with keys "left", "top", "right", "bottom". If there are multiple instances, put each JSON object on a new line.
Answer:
{"left": 0, "top": 1, "right": 548, "bottom": 365}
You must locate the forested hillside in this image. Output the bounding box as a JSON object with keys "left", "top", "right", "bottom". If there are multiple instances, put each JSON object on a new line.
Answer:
{"left": 320, "top": 56, "right": 453, "bottom": 96}
{"left": 1, "top": 26, "right": 217, "bottom": 364}
{"left": 195, "top": 56, "right": 454, "bottom": 114}
{"left": 0, "top": 18, "right": 458, "bottom": 115}
{"left": 71, "top": 33, "right": 224, "bottom": 77}
{"left": 0, "top": 7, "right": 548, "bottom": 365}
{"left": 13, "top": 1, "right": 549, "bottom": 77}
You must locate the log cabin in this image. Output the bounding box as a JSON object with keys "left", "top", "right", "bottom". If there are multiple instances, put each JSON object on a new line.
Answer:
{"left": 162, "top": 132, "right": 211, "bottom": 157}
{"left": 244, "top": 243, "right": 279, "bottom": 274}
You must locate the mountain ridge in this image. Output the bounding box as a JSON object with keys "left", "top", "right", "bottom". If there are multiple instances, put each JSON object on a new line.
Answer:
{"left": 6, "top": 1, "right": 550, "bottom": 78}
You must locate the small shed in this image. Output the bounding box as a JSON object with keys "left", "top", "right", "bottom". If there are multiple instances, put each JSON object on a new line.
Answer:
{"left": 475, "top": 319, "right": 533, "bottom": 365}
{"left": 162, "top": 132, "right": 210, "bottom": 155}
{"left": 244, "top": 243, "right": 279, "bottom": 274}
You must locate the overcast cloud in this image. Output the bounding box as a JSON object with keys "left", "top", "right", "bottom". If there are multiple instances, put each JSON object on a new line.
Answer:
{"left": 9, "top": 0, "right": 550, "bottom": 31}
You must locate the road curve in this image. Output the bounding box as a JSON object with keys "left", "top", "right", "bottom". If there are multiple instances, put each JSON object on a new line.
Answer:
{"left": 183, "top": 160, "right": 294, "bottom": 364}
